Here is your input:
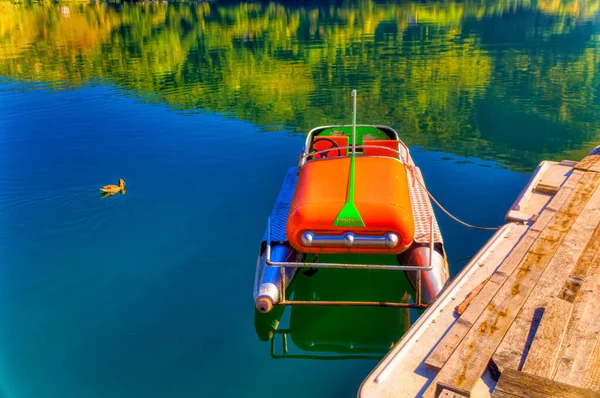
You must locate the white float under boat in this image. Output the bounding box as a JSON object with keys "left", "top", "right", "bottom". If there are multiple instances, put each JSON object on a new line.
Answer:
{"left": 253, "top": 90, "right": 450, "bottom": 315}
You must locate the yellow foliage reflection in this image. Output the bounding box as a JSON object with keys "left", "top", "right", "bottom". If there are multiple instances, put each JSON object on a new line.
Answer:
{"left": 1, "top": 0, "right": 599, "bottom": 170}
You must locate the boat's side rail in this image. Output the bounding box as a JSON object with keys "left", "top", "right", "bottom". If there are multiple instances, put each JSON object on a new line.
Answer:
{"left": 299, "top": 143, "right": 411, "bottom": 167}
{"left": 264, "top": 216, "right": 436, "bottom": 308}
{"left": 305, "top": 124, "right": 402, "bottom": 144}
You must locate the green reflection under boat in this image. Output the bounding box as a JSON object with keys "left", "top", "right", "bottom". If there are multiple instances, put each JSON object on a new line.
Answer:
{"left": 255, "top": 268, "right": 412, "bottom": 359}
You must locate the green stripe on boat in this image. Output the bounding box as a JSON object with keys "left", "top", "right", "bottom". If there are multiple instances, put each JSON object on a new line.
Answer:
{"left": 333, "top": 156, "right": 365, "bottom": 227}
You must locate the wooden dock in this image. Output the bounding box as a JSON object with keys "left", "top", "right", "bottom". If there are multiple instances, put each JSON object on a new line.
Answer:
{"left": 360, "top": 146, "right": 600, "bottom": 398}
{"left": 420, "top": 147, "right": 600, "bottom": 397}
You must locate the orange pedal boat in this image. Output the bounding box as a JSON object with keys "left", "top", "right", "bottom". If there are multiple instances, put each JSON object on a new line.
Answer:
{"left": 253, "top": 90, "right": 449, "bottom": 314}
{"left": 287, "top": 155, "right": 415, "bottom": 255}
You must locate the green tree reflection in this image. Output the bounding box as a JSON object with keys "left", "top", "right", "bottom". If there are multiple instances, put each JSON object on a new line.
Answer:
{"left": 1, "top": 0, "right": 599, "bottom": 170}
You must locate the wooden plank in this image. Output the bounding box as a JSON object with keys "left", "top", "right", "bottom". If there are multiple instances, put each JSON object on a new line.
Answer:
{"left": 491, "top": 391, "right": 520, "bottom": 398}
{"left": 532, "top": 170, "right": 584, "bottom": 230}
{"left": 574, "top": 148, "right": 600, "bottom": 173}
{"left": 493, "top": 369, "right": 600, "bottom": 398}
{"left": 491, "top": 188, "right": 600, "bottom": 376}
{"left": 439, "top": 388, "right": 468, "bottom": 398}
{"left": 455, "top": 276, "right": 490, "bottom": 316}
{"left": 432, "top": 176, "right": 596, "bottom": 394}
{"left": 521, "top": 297, "right": 574, "bottom": 378}
{"left": 553, "top": 246, "right": 600, "bottom": 387}
{"left": 549, "top": 225, "right": 600, "bottom": 387}
{"left": 557, "top": 223, "right": 600, "bottom": 304}
{"left": 535, "top": 182, "right": 561, "bottom": 195}
{"left": 423, "top": 170, "right": 585, "bottom": 371}
{"left": 557, "top": 304, "right": 600, "bottom": 387}
{"left": 424, "top": 235, "right": 537, "bottom": 371}
{"left": 582, "top": 333, "right": 600, "bottom": 392}
{"left": 423, "top": 172, "right": 600, "bottom": 397}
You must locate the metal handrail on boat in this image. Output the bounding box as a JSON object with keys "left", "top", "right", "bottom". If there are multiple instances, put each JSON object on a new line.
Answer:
{"left": 264, "top": 216, "right": 435, "bottom": 308}
{"left": 299, "top": 123, "right": 412, "bottom": 167}
{"left": 304, "top": 124, "right": 402, "bottom": 144}
{"left": 300, "top": 144, "right": 410, "bottom": 165}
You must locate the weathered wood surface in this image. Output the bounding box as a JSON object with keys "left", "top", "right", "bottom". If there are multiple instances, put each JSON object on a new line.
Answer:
{"left": 492, "top": 369, "right": 600, "bottom": 398}
{"left": 424, "top": 234, "right": 537, "bottom": 371}
{"left": 535, "top": 182, "right": 561, "bottom": 195}
{"left": 554, "top": 218, "right": 600, "bottom": 363}
{"left": 521, "top": 297, "right": 573, "bottom": 378}
{"left": 560, "top": 275, "right": 586, "bottom": 303}
{"left": 531, "top": 170, "right": 584, "bottom": 230}
{"left": 491, "top": 186, "right": 600, "bottom": 377}
{"left": 423, "top": 170, "right": 584, "bottom": 372}
{"left": 455, "top": 276, "right": 490, "bottom": 316}
{"left": 574, "top": 147, "right": 600, "bottom": 173}
{"left": 552, "top": 238, "right": 600, "bottom": 388}
{"left": 423, "top": 172, "right": 600, "bottom": 397}
{"left": 438, "top": 389, "right": 467, "bottom": 398}
{"left": 582, "top": 333, "right": 600, "bottom": 392}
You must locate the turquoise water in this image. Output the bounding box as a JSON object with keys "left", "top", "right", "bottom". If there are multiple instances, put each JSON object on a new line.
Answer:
{"left": 1, "top": 1, "right": 599, "bottom": 397}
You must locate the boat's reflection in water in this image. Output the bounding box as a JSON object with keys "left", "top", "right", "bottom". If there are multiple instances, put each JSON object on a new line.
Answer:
{"left": 255, "top": 266, "right": 413, "bottom": 360}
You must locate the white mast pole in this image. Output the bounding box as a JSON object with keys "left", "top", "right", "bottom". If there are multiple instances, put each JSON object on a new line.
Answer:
{"left": 352, "top": 89, "right": 357, "bottom": 156}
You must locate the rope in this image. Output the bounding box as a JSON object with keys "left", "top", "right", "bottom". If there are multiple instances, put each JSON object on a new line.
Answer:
{"left": 407, "top": 165, "right": 500, "bottom": 231}
{"left": 449, "top": 256, "right": 473, "bottom": 268}
{"left": 305, "top": 141, "right": 500, "bottom": 231}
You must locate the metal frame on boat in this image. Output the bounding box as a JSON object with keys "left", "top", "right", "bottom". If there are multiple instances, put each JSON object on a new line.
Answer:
{"left": 264, "top": 215, "right": 436, "bottom": 309}
{"left": 298, "top": 124, "right": 413, "bottom": 166}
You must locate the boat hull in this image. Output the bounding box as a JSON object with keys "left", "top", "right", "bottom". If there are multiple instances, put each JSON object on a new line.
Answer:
{"left": 398, "top": 244, "right": 449, "bottom": 304}
{"left": 286, "top": 156, "right": 415, "bottom": 254}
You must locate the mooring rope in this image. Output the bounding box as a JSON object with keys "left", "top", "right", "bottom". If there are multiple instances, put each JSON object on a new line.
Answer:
{"left": 407, "top": 165, "right": 501, "bottom": 231}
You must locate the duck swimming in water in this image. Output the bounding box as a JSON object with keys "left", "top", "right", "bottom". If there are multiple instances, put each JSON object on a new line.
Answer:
{"left": 100, "top": 179, "right": 126, "bottom": 197}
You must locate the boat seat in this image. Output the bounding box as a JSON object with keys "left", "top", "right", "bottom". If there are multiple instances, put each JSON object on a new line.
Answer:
{"left": 363, "top": 140, "right": 400, "bottom": 159}
{"left": 311, "top": 135, "right": 349, "bottom": 159}
{"left": 286, "top": 156, "right": 415, "bottom": 254}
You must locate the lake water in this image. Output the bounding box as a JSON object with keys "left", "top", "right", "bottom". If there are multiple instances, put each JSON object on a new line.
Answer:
{"left": 0, "top": 1, "right": 599, "bottom": 397}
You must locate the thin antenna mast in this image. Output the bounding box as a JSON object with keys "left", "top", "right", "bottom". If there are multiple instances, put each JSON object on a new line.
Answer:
{"left": 332, "top": 88, "right": 365, "bottom": 228}
{"left": 352, "top": 89, "right": 357, "bottom": 156}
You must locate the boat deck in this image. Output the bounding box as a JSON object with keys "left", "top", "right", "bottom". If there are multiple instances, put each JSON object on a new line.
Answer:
{"left": 359, "top": 146, "right": 600, "bottom": 397}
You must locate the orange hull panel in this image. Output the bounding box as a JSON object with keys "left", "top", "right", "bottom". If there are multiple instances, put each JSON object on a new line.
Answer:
{"left": 286, "top": 157, "right": 415, "bottom": 254}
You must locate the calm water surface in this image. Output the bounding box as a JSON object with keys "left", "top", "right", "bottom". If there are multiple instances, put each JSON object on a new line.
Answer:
{"left": 1, "top": 1, "right": 599, "bottom": 397}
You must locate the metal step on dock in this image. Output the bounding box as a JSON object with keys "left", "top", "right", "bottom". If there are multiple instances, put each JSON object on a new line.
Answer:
{"left": 359, "top": 146, "right": 600, "bottom": 398}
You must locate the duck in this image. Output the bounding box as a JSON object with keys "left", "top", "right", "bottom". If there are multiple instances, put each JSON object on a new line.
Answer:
{"left": 100, "top": 179, "right": 126, "bottom": 197}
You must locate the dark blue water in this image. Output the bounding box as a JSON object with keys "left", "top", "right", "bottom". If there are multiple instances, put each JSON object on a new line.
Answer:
{"left": 1, "top": 1, "right": 598, "bottom": 397}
